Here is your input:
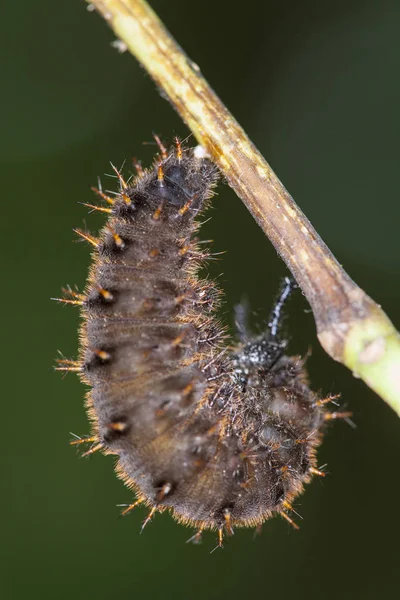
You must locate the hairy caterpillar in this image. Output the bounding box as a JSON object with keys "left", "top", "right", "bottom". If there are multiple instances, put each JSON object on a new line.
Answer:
{"left": 55, "top": 138, "right": 348, "bottom": 549}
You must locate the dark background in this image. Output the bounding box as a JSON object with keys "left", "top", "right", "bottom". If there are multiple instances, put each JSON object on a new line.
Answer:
{"left": 2, "top": 1, "right": 399, "bottom": 598}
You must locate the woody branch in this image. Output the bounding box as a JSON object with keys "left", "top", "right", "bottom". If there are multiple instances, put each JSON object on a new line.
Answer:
{"left": 84, "top": 0, "right": 400, "bottom": 416}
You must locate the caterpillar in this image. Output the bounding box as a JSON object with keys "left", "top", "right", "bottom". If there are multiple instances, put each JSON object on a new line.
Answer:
{"left": 55, "top": 138, "right": 349, "bottom": 549}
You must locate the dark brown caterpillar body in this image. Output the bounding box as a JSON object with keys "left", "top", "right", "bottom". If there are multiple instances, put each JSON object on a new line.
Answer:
{"left": 57, "top": 141, "right": 347, "bottom": 547}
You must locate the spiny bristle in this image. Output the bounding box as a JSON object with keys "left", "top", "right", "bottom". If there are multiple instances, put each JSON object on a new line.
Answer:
{"left": 157, "top": 164, "right": 164, "bottom": 186}
{"left": 82, "top": 203, "right": 113, "bottom": 215}
{"left": 110, "top": 162, "right": 128, "bottom": 190}
{"left": 313, "top": 393, "right": 341, "bottom": 408}
{"left": 118, "top": 499, "right": 143, "bottom": 518}
{"left": 121, "top": 193, "right": 132, "bottom": 206}
{"left": 95, "top": 286, "right": 114, "bottom": 302}
{"left": 81, "top": 442, "right": 104, "bottom": 458}
{"left": 309, "top": 467, "right": 326, "bottom": 477}
{"left": 178, "top": 200, "right": 193, "bottom": 216}
{"left": 156, "top": 483, "right": 173, "bottom": 502}
{"left": 55, "top": 358, "right": 82, "bottom": 372}
{"left": 107, "top": 421, "right": 129, "bottom": 433}
{"left": 186, "top": 528, "right": 204, "bottom": 545}
{"left": 91, "top": 185, "right": 115, "bottom": 205}
{"left": 324, "top": 411, "right": 353, "bottom": 421}
{"left": 132, "top": 157, "right": 144, "bottom": 178}
{"left": 178, "top": 244, "right": 191, "bottom": 256}
{"left": 223, "top": 509, "right": 234, "bottom": 536}
{"left": 282, "top": 501, "right": 303, "bottom": 520}
{"left": 153, "top": 133, "right": 168, "bottom": 159}
{"left": 51, "top": 297, "right": 84, "bottom": 306}
{"left": 92, "top": 348, "right": 111, "bottom": 361}
{"left": 152, "top": 202, "right": 164, "bottom": 220}
{"left": 174, "top": 137, "right": 183, "bottom": 161}
{"left": 113, "top": 232, "right": 125, "bottom": 249}
{"left": 70, "top": 435, "right": 98, "bottom": 446}
{"left": 140, "top": 506, "right": 157, "bottom": 532}
{"left": 280, "top": 511, "right": 300, "bottom": 530}
{"left": 52, "top": 286, "right": 86, "bottom": 306}
{"left": 61, "top": 286, "right": 85, "bottom": 301}
{"left": 73, "top": 228, "right": 99, "bottom": 248}
{"left": 209, "top": 528, "right": 224, "bottom": 553}
{"left": 218, "top": 527, "right": 224, "bottom": 547}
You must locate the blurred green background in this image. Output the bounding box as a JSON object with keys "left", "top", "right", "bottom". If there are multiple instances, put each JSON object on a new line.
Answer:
{"left": 2, "top": 0, "right": 399, "bottom": 598}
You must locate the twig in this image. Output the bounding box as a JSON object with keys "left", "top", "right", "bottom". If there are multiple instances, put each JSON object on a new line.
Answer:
{"left": 84, "top": 0, "right": 400, "bottom": 416}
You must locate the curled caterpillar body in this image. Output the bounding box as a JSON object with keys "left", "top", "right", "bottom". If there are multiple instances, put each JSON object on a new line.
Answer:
{"left": 59, "top": 142, "right": 338, "bottom": 545}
